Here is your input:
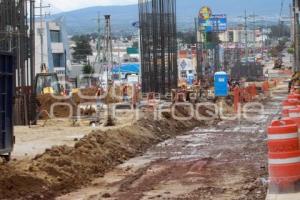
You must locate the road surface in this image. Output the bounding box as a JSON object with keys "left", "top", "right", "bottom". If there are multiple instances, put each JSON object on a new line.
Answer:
{"left": 58, "top": 84, "right": 287, "bottom": 200}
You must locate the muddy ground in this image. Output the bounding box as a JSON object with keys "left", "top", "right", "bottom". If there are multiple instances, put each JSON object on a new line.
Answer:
{"left": 57, "top": 86, "right": 287, "bottom": 200}
{"left": 0, "top": 106, "right": 209, "bottom": 200}
{"left": 0, "top": 82, "right": 287, "bottom": 200}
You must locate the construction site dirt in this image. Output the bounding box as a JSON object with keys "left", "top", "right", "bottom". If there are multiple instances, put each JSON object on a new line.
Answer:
{"left": 0, "top": 83, "right": 287, "bottom": 200}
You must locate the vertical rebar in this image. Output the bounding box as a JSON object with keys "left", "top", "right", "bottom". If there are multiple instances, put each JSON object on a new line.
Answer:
{"left": 139, "top": 0, "right": 177, "bottom": 95}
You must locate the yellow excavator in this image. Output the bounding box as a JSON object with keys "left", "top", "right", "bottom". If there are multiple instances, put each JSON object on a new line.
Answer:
{"left": 34, "top": 63, "right": 60, "bottom": 95}
{"left": 30, "top": 64, "right": 61, "bottom": 125}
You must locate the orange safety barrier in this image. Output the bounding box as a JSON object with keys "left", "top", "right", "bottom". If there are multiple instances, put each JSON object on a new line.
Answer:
{"left": 282, "top": 109, "right": 290, "bottom": 118}
{"left": 269, "top": 151, "right": 300, "bottom": 188}
{"left": 282, "top": 99, "right": 300, "bottom": 110}
{"left": 233, "top": 86, "right": 240, "bottom": 113}
{"left": 262, "top": 81, "right": 270, "bottom": 95}
{"left": 250, "top": 84, "right": 257, "bottom": 98}
{"left": 286, "top": 107, "right": 300, "bottom": 127}
{"left": 245, "top": 86, "right": 252, "bottom": 102}
{"left": 268, "top": 119, "right": 299, "bottom": 153}
{"left": 288, "top": 93, "right": 300, "bottom": 101}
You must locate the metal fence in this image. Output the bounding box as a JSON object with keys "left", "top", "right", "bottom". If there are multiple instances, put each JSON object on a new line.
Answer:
{"left": 138, "top": 0, "right": 178, "bottom": 95}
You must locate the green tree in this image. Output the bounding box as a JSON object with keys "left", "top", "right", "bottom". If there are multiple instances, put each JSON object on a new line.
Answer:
{"left": 72, "top": 35, "right": 93, "bottom": 63}
{"left": 132, "top": 41, "right": 139, "bottom": 49}
{"left": 82, "top": 64, "right": 95, "bottom": 75}
{"left": 177, "top": 31, "right": 196, "bottom": 44}
{"left": 206, "top": 32, "right": 221, "bottom": 44}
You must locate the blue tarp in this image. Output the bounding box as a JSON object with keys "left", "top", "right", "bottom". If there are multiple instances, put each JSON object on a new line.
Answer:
{"left": 112, "top": 63, "right": 140, "bottom": 74}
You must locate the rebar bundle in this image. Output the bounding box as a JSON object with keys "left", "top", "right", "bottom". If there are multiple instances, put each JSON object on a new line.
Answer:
{"left": 138, "top": 0, "right": 178, "bottom": 95}
{"left": 0, "top": 0, "right": 35, "bottom": 86}
{"left": 0, "top": 0, "right": 35, "bottom": 125}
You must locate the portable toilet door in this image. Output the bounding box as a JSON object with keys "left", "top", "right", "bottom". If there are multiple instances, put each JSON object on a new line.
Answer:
{"left": 214, "top": 71, "right": 228, "bottom": 97}
{"left": 0, "top": 53, "right": 14, "bottom": 161}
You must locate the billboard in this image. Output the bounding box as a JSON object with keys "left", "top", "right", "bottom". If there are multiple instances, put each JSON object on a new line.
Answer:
{"left": 199, "top": 6, "right": 212, "bottom": 20}
{"left": 199, "top": 14, "right": 227, "bottom": 33}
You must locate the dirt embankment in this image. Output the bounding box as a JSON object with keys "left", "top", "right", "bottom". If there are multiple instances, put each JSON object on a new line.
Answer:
{"left": 0, "top": 107, "right": 208, "bottom": 200}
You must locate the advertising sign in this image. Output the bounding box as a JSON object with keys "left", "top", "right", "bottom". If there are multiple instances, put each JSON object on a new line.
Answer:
{"left": 199, "top": 14, "right": 227, "bottom": 33}
{"left": 199, "top": 6, "right": 212, "bottom": 20}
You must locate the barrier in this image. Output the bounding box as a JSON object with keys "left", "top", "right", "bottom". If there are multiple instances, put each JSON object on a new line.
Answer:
{"left": 268, "top": 119, "right": 299, "bottom": 153}
{"left": 232, "top": 83, "right": 260, "bottom": 113}
{"left": 288, "top": 93, "right": 300, "bottom": 101}
{"left": 285, "top": 107, "right": 300, "bottom": 128}
{"left": 233, "top": 86, "right": 240, "bottom": 113}
{"left": 262, "top": 81, "right": 270, "bottom": 96}
{"left": 267, "top": 82, "right": 300, "bottom": 190}
{"left": 269, "top": 151, "right": 300, "bottom": 187}
{"left": 282, "top": 99, "right": 300, "bottom": 110}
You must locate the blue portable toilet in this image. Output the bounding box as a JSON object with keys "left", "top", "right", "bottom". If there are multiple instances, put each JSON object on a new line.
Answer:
{"left": 214, "top": 71, "right": 228, "bottom": 97}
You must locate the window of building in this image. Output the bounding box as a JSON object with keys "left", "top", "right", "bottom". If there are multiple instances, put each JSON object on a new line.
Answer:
{"left": 50, "top": 30, "right": 61, "bottom": 43}
{"left": 53, "top": 53, "right": 63, "bottom": 67}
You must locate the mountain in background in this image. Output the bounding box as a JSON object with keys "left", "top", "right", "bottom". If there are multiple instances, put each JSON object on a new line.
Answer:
{"left": 51, "top": 0, "right": 290, "bottom": 35}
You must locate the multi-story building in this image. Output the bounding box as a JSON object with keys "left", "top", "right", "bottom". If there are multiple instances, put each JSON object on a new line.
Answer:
{"left": 218, "top": 29, "right": 266, "bottom": 48}
{"left": 35, "top": 18, "right": 71, "bottom": 81}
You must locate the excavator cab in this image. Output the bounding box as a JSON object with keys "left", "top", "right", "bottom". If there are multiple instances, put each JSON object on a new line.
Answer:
{"left": 34, "top": 63, "right": 60, "bottom": 95}
{"left": 35, "top": 73, "right": 60, "bottom": 95}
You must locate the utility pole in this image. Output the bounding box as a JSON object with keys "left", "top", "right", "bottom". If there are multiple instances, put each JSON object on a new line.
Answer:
{"left": 103, "top": 15, "right": 114, "bottom": 126}
{"left": 244, "top": 10, "right": 249, "bottom": 63}
{"left": 251, "top": 12, "right": 257, "bottom": 56}
{"left": 94, "top": 13, "right": 104, "bottom": 77}
{"left": 35, "top": 0, "right": 50, "bottom": 71}
{"left": 103, "top": 15, "right": 113, "bottom": 84}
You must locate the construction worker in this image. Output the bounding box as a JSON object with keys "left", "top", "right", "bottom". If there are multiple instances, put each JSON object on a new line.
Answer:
{"left": 123, "top": 84, "right": 129, "bottom": 102}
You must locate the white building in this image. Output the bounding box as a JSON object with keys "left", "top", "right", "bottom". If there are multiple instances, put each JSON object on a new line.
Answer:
{"left": 35, "top": 18, "right": 71, "bottom": 81}
{"left": 218, "top": 29, "right": 267, "bottom": 48}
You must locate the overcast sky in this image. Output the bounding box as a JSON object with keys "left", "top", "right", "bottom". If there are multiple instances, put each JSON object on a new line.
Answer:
{"left": 46, "top": 0, "right": 137, "bottom": 12}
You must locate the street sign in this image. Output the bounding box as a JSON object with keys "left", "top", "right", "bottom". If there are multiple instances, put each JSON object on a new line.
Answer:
{"left": 180, "top": 59, "right": 187, "bottom": 70}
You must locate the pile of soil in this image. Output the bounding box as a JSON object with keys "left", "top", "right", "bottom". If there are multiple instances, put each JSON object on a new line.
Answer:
{"left": 37, "top": 87, "right": 125, "bottom": 119}
{"left": 36, "top": 94, "right": 77, "bottom": 119}
{"left": 0, "top": 106, "right": 207, "bottom": 199}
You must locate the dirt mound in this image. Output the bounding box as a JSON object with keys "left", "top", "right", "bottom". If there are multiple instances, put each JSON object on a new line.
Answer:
{"left": 0, "top": 107, "right": 204, "bottom": 199}
{"left": 37, "top": 94, "right": 77, "bottom": 119}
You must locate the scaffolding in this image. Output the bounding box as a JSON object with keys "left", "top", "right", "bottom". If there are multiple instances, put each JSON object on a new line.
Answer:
{"left": 138, "top": 0, "right": 178, "bottom": 95}
{"left": 0, "top": 0, "right": 35, "bottom": 125}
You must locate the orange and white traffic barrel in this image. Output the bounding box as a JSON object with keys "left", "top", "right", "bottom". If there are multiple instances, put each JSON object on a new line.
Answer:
{"left": 269, "top": 150, "right": 300, "bottom": 187}
{"left": 285, "top": 107, "right": 300, "bottom": 128}
{"left": 282, "top": 109, "right": 290, "bottom": 118}
{"left": 288, "top": 93, "right": 300, "bottom": 101}
{"left": 282, "top": 99, "right": 300, "bottom": 110}
{"left": 268, "top": 119, "right": 299, "bottom": 153}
